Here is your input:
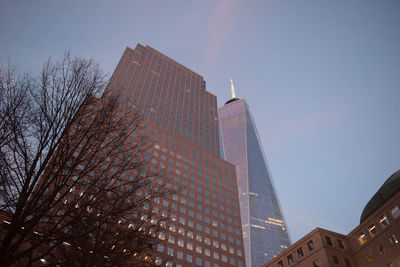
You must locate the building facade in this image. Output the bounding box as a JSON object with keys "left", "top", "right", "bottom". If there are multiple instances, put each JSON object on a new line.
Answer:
{"left": 263, "top": 170, "right": 400, "bottom": 267}
{"left": 219, "top": 95, "right": 291, "bottom": 267}
{"left": 105, "top": 44, "right": 246, "bottom": 267}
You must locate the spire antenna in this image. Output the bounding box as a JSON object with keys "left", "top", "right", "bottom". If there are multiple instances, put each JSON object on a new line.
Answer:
{"left": 230, "top": 77, "right": 236, "bottom": 99}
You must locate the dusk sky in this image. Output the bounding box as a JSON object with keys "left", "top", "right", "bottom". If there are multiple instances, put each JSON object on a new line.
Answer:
{"left": 1, "top": 0, "right": 399, "bottom": 243}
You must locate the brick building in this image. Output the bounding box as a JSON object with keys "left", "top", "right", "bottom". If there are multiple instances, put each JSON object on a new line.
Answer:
{"left": 104, "top": 44, "right": 246, "bottom": 267}
{"left": 263, "top": 170, "right": 400, "bottom": 267}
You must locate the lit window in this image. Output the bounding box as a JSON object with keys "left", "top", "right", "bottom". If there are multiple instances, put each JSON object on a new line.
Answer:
{"left": 205, "top": 248, "right": 211, "bottom": 256}
{"left": 368, "top": 224, "right": 377, "bottom": 237}
{"left": 187, "top": 231, "right": 194, "bottom": 239}
{"left": 357, "top": 233, "right": 367, "bottom": 245}
{"left": 391, "top": 205, "right": 400, "bottom": 219}
{"left": 158, "top": 232, "right": 165, "bottom": 240}
{"left": 160, "top": 221, "right": 166, "bottom": 228}
{"left": 221, "top": 243, "right": 227, "bottom": 251}
{"left": 365, "top": 252, "right": 373, "bottom": 262}
{"left": 196, "top": 234, "right": 202, "bottom": 242}
{"left": 213, "top": 251, "right": 219, "bottom": 260}
{"left": 178, "top": 239, "right": 184, "bottom": 247}
{"left": 389, "top": 234, "right": 399, "bottom": 245}
{"left": 377, "top": 243, "right": 385, "bottom": 254}
{"left": 168, "top": 236, "right": 174, "bottom": 244}
{"left": 213, "top": 240, "right": 219, "bottom": 248}
{"left": 379, "top": 215, "right": 390, "bottom": 227}
{"left": 222, "top": 254, "right": 227, "bottom": 262}
{"left": 169, "top": 224, "right": 176, "bottom": 232}
{"left": 178, "top": 227, "right": 185, "bottom": 235}
{"left": 196, "top": 245, "right": 202, "bottom": 254}
{"left": 204, "top": 237, "right": 211, "bottom": 245}
{"left": 155, "top": 256, "right": 162, "bottom": 265}
{"left": 187, "top": 242, "right": 193, "bottom": 250}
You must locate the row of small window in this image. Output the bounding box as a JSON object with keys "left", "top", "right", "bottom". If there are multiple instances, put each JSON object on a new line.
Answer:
{"left": 324, "top": 235, "right": 345, "bottom": 248}
{"left": 364, "top": 233, "right": 399, "bottom": 263}
{"left": 152, "top": 144, "right": 235, "bottom": 181}
{"left": 275, "top": 240, "right": 315, "bottom": 267}
{"left": 133, "top": 210, "right": 242, "bottom": 246}
{"left": 358, "top": 205, "right": 400, "bottom": 245}
{"left": 158, "top": 234, "right": 242, "bottom": 256}
{"left": 149, "top": 198, "right": 240, "bottom": 234}
{"left": 157, "top": 219, "right": 242, "bottom": 244}
{"left": 157, "top": 245, "right": 243, "bottom": 266}
{"left": 150, "top": 162, "right": 236, "bottom": 197}
{"left": 152, "top": 140, "right": 234, "bottom": 173}
{"left": 172, "top": 189, "right": 237, "bottom": 211}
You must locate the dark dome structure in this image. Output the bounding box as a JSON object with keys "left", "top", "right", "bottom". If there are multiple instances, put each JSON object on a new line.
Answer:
{"left": 360, "top": 170, "right": 400, "bottom": 223}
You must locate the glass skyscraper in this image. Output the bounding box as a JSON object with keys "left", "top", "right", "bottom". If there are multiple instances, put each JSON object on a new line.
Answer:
{"left": 219, "top": 94, "right": 290, "bottom": 267}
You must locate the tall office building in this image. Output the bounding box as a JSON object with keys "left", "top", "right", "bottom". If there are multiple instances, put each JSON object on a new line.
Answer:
{"left": 218, "top": 83, "right": 290, "bottom": 267}
{"left": 105, "top": 44, "right": 246, "bottom": 266}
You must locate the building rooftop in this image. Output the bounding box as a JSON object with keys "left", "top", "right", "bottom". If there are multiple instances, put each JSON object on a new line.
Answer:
{"left": 224, "top": 98, "right": 240, "bottom": 105}
{"left": 360, "top": 169, "right": 400, "bottom": 223}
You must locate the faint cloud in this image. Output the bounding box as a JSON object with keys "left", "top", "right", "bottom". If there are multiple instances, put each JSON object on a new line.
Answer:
{"left": 203, "top": 0, "right": 238, "bottom": 66}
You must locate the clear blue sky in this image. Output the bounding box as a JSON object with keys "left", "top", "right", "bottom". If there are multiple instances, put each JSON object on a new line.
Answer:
{"left": 1, "top": 0, "right": 399, "bottom": 243}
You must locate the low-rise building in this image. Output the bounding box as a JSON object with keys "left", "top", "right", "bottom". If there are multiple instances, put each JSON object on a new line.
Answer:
{"left": 263, "top": 170, "right": 400, "bottom": 267}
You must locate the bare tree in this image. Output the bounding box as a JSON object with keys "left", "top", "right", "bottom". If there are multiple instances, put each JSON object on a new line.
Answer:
{"left": 0, "top": 55, "right": 172, "bottom": 266}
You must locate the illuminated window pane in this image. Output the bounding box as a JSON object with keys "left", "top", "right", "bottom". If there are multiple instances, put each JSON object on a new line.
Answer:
{"left": 377, "top": 243, "right": 385, "bottom": 255}
{"left": 389, "top": 234, "right": 399, "bottom": 245}
{"left": 379, "top": 215, "right": 390, "bottom": 227}
{"left": 365, "top": 252, "right": 373, "bottom": 262}
{"left": 358, "top": 233, "right": 367, "bottom": 245}
{"left": 368, "top": 224, "right": 376, "bottom": 237}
